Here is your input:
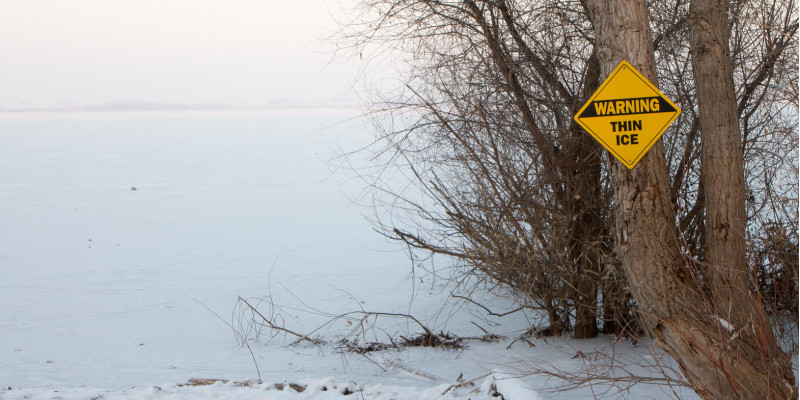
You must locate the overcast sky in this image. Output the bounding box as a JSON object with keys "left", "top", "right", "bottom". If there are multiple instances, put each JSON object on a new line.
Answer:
{"left": 0, "top": 0, "right": 360, "bottom": 107}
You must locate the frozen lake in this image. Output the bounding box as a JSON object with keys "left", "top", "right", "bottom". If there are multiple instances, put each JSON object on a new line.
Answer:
{"left": 0, "top": 109, "right": 425, "bottom": 388}
{"left": 0, "top": 109, "right": 707, "bottom": 400}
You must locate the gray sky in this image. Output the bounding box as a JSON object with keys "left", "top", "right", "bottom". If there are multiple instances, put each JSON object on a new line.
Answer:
{"left": 0, "top": 0, "right": 360, "bottom": 107}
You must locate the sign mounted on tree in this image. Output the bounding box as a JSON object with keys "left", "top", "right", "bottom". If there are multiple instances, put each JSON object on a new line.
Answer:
{"left": 574, "top": 60, "right": 681, "bottom": 169}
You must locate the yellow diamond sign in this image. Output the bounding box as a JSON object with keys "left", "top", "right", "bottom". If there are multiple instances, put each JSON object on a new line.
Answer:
{"left": 574, "top": 60, "right": 681, "bottom": 169}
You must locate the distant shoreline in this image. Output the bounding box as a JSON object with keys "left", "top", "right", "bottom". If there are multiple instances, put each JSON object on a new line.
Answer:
{"left": 0, "top": 100, "right": 360, "bottom": 113}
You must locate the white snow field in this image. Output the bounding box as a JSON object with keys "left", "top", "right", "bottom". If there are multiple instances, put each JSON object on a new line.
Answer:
{"left": 0, "top": 109, "right": 702, "bottom": 399}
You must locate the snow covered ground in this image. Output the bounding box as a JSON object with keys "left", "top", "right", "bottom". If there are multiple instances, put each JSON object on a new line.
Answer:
{"left": 0, "top": 109, "right": 706, "bottom": 399}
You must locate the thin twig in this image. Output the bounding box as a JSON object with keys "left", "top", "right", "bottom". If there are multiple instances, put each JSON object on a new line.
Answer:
{"left": 195, "top": 300, "right": 262, "bottom": 384}
{"left": 237, "top": 296, "right": 319, "bottom": 344}
{"left": 441, "top": 372, "right": 493, "bottom": 395}
{"left": 452, "top": 294, "right": 525, "bottom": 317}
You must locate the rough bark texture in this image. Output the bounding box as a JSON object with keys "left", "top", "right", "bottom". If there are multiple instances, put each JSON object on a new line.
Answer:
{"left": 688, "top": 0, "right": 797, "bottom": 398}
{"left": 690, "top": 0, "right": 749, "bottom": 320}
{"left": 690, "top": 0, "right": 747, "bottom": 279}
{"left": 583, "top": 0, "right": 797, "bottom": 398}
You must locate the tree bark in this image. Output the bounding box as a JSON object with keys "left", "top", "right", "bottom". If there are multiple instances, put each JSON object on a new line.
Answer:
{"left": 689, "top": 0, "right": 797, "bottom": 397}
{"left": 583, "top": 0, "right": 797, "bottom": 398}
{"left": 690, "top": 0, "right": 747, "bottom": 293}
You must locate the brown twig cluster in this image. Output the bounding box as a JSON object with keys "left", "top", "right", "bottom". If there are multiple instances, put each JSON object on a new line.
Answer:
{"left": 335, "top": 0, "right": 796, "bottom": 345}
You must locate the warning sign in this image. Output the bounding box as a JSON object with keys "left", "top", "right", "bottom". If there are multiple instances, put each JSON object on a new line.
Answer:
{"left": 574, "top": 60, "right": 681, "bottom": 169}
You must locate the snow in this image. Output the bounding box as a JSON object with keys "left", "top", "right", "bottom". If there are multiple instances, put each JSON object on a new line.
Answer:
{"left": 714, "top": 316, "right": 735, "bottom": 333}
{"left": 1, "top": 378, "right": 496, "bottom": 400}
{"left": 0, "top": 109, "right": 706, "bottom": 399}
{"left": 484, "top": 371, "right": 540, "bottom": 400}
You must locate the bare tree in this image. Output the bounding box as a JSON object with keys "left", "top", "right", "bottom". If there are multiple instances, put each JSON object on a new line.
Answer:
{"left": 582, "top": 0, "right": 795, "bottom": 397}
{"left": 342, "top": 0, "right": 621, "bottom": 338}
{"left": 336, "top": 0, "right": 798, "bottom": 395}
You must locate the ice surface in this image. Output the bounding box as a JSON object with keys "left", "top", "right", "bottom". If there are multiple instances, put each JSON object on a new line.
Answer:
{"left": 0, "top": 109, "right": 706, "bottom": 399}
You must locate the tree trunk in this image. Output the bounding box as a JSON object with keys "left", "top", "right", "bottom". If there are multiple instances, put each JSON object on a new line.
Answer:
{"left": 690, "top": 0, "right": 747, "bottom": 282}
{"left": 601, "top": 262, "right": 633, "bottom": 336}
{"left": 583, "top": 0, "right": 797, "bottom": 398}
{"left": 568, "top": 166, "right": 602, "bottom": 339}
{"left": 689, "top": 0, "right": 797, "bottom": 397}
{"left": 690, "top": 0, "right": 750, "bottom": 325}
{"left": 569, "top": 52, "right": 604, "bottom": 339}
